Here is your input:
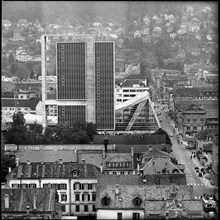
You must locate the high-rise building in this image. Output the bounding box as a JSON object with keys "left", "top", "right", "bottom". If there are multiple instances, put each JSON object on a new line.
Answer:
{"left": 55, "top": 41, "right": 115, "bottom": 130}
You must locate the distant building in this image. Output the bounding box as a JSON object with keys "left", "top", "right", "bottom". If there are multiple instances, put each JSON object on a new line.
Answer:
{"left": 1, "top": 188, "right": 62, "bottom": 219}
{"left": 17, "top": 19, "right": 29, "bottom": 28}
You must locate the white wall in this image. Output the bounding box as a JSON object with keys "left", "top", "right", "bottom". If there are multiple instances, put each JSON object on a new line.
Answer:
{"left": 97, "top": 209, "right": 145, "bottom": 220}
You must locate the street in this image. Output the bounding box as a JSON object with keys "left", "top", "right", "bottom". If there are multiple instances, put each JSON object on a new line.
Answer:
{"left": 158, "top": 111, "right": 215, "bottom": 199}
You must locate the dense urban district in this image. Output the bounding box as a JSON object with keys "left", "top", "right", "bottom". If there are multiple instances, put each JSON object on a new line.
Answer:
{"left": 1, "top": 2, "right": 218, "bottom": 220}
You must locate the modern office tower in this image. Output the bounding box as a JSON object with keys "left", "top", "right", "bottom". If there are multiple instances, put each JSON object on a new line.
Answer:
{"left": 51, "top": 40, "right": 115, "bottom": 130}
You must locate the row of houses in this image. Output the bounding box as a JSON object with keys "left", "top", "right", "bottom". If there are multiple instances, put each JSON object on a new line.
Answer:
{"left": 2, "top": 141, "right": 206, "bottom": 219}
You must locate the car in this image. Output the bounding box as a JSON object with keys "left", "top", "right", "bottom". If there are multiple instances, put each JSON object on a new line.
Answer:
{"left": 194, "top": 166, "right": 199, "bottom": 170}
{"left": 169, "top": 133, "right": 173, "bottom": 137}
{"left": 196, "top": 169, "right": 200, "bottom": 173}
{"left": 198, "top": 172, "right": 203, "bottom": 177}
{"left": 210, "top": 180, "right": 214, "bottom": 185}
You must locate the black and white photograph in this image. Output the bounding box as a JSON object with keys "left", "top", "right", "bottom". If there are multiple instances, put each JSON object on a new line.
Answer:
{"left": 1, "top": 1, "right": 218, "bottom": 219}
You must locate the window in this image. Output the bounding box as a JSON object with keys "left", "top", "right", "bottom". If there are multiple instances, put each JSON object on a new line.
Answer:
{"left": 92, "top": 193, "right": 96, "bottom": 201}
{"left": 92, "top": 205, "right": 96, "bottom": 212}
{"left": 43, "top": 184, "right": 49, "bottom": 188}
{"left": 80, "top": 184, "right": 84, "bottom": 190}
{"left": 133, "top": 197, "right": 142, "bottom": 207}
{"left": 62, "top": 205, "right": 66, "bottom": 212}
{"left": 117, "top": 212, "right": 122, "bottom": 220}
{"left": 29, "top": 184, "right": 36, "bottom": 188}
{"left": 60, "top": 184, "right": 67, "bottom": 190}
{"left": 84, "top": 205, "right": 88, "bottom": 212}
{"left": 193, "top": 126, "right": 197, "bottom": 130}
{"left": 75, "top": 193, "right": 80, "bottom": 201}
{"left": 186, "top": 126, "right": 191, "bottom": 130}
{"left": 113, "top": 171, "right": 117, "bottom": 174}
{"left": 133, "top": 213, "right": 140, "bottom": 220}
{"left": 75, "top": 205, "right": 80, "bottom": 212}
{"left": 82, "top": 194, "right": 85, "bottom": 201}
{"left": 120, "top": 171, "right": 124, "bottom": 175}
{"left": 101, "top": 196, "right": 110, "bottom": 206}
{"left": 25, "top": 108, "right": 28, "bottom": 111}
{"left": 88, "top": 194, "right": 90, "bottom": 201}
{"left": 61, "top": 194, "right": 67, "bottom": 202}
{"left": 88, "top": 184, "right": 93, "bottom": 190}
{"left": 12, "top": 184, "right": 19, "bottom": 188}
{"left": 22, "top": 184, "right": 28, "bottom": 189}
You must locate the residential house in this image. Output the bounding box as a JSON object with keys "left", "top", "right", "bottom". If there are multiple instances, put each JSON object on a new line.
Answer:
{"left": 195, "top": 128, "right": 218, "bottom": 151}
{"left": 16, "top": 50, "right": 32, "bottom": 62}
{"left": 2, "top": 92, "right": 42, "bottom": 122}
{"left": 96, "top": 175, "right": 203, "bottom": 219}
{"left": 10, "top": 28, "right": 25, "bottom": 41}
{"left": 6, "top": 161, "right": 100, "bottom": 217}
{"left": 1, "top": 188, "right": 62, "bottom": 219}
{"left": 2, "top": 19, "right": 12, "bottom": 28}
{"left": 17, "top": 19, "right": 29, "bottom": 28}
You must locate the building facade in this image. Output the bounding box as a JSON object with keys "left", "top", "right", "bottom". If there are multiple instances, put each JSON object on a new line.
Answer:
{"left": 42, "top": 37, "right": 115, "bottom": 131}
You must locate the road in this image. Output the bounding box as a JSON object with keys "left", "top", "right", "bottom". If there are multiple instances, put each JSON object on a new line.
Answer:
{"left": 158, "top": 111, "right": 215, "bottom": 199}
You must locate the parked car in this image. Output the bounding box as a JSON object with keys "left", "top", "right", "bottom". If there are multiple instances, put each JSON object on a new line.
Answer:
{"left": 198, "top": 172, "right": 203, "bottom": 177}
{"left": 169, "top": 133, "right": 173, "bottom": 137}
{"left": 194, "top": 166, "right": 199, "bottom": 170}
{"left": 210, "top": 180, "right": 214, "bottom": 185}
{"left": 196, "top": 169, "right": 200, "bottom": 173}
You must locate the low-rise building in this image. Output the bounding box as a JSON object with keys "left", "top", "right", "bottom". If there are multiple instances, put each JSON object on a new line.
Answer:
{"left": 1, "top": 188, "right": 62, "bottom": 219}
{"left": 96, "top": 175, "right": 203, "bottom": 219}
{"left": 2, "top": 19, "right": 12, "bottom": 28}
{"left": 6, "top": 161, "right": 100, "bottom": 217}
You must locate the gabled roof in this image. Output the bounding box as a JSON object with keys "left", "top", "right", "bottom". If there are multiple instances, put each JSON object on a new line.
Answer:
{"left": 7, "top": 162, "right": 100, "bottom": 180}
{"left": 1, "top": 188, "right": 56, "bottom": 212}
{"left": 96, "top": 180, "right": 194, "bottom": 210}
{"left": 2, "top": 98, "right": 41, "bottom": 108}
{"left": 183, "top": 104, "right": 205, "bottom": 112}
{"left": 140, "top": 157, "right": 183, "bottom": 174}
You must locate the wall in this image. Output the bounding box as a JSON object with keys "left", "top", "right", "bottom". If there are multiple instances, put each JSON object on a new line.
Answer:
{"left": 93, "top": 134, "right": 166, "bottom": 145}
{"left": 97, "top": 209, "right": 145, "bottom": 220}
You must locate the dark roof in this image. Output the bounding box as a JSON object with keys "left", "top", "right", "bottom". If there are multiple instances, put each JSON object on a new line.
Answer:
{"left": 1, "top": 123, "right": 11, "bottom": 131}
{"left": 2, "top": 91, "right": 14, "bottom": 98}
{"left": 7, "top": 162, "right": 100, "bottom": 180}
{"left": 2, "top": 98, "right": 41, "bottom": 108}
{"left": 183, "top": 104, "right": 205, "bottom": 112}
{"left": 195, "top": 129, "right": 218, "bottom": 140}
{"left": 203, "top": 143, "right": 213, "bottom": 152}
{"left": 174, "top": 88, "right": 201, "bottom": 97}
{"left": 1, "top": 188, "right": 56, "bottom": 212}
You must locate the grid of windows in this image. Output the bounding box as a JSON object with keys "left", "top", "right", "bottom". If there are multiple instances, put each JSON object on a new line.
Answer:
{"left": 95, "top": 42, "right": 115, "bottom": 130}
{"left": 57, "top": 42, "right": 86, "bottom": 100}
{"left": 58, "top": 105, "right": 85, "bottom": 127}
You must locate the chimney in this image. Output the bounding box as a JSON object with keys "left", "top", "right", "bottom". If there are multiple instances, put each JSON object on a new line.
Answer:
{"left": 74, "top": 147, "right": 77, "bottom": 154}
{"left": 149, "top": 146, "right": 152, "bottom": 152}
{"left": 8, "top": 167, "right": 11, "bottom": 173}
{"left": 59, "top": 159, "right": 63, "bottom": 164}
{"left": 4, "top": 194, "right": 9, "bottom": 209}
{"left": 26, "top": 206, "right": 30, "bottom": 215}
{"left": 100, "top": 163, "right": 103, "bottom": 173}
{"left": 33, "top": 193, "right": 36, "bottom": 210}
{"left": 103, "top": 147, "right": 106, "bottom": 159}
{"left": 103, "top": 137, "right": 108, "bottom": 152}
{"left": 131, "top": 147, "right": 134, "bottom": 157}
{"left": 27, "top": 159, "right": 31, "bottom": 165}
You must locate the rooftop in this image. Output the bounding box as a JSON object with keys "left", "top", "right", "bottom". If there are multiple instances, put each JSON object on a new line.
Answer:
{"left": 174, "top": 88, "right": 201, "bottom": 98}
{"left": 195, "top": 128, "right": 218, "bottom": 140}
{"left": 15, "top": 150, "right": 77, "bottom": 163}
{"left": 2, "top": 188, "right": 57, "bottom": 212}
{"left": 7, "top": 162, "right": 100, "bottom": 180}
{"left": 2, "top": 98, "right": 41, "bottom": 108}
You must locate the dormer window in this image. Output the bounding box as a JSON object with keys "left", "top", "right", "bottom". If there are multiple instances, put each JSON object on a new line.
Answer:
{"left": 133, "top": 197, "right": 142, "bottom": 207}
{"left": 72, "top": 170, "right": 78, "bottom": 178}
{"left": 101, "top": 196, "right": 110, "bottom": 206}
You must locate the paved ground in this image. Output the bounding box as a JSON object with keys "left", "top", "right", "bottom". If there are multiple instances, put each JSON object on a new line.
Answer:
{"left": 158, "top": 111, "right": 216, "bottom": 199}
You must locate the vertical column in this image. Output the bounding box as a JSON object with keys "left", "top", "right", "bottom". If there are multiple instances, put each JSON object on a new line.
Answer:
{"left": 85, "top": 41, "right": 96, "bottom": 123}
{"left": 41, "top": 35, "right": 47, "bottom": 133}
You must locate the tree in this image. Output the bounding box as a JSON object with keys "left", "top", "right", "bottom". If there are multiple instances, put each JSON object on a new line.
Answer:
{"left": 8, "top": 53, "right": 15, "bottom": 64}
{"left": 15, "top": 63, "right": 30, "bottom": 80}
{"left": 1, "top": 154, "right": 16, "bottom": 182}
{"left": 5, "top": 112, "right": 30, "bottom": 145}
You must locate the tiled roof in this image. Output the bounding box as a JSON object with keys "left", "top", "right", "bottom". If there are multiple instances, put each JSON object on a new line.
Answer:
{"left": 15, "top": 150, "right": 77, "bottom": 163}
{"left": 7, "top": 162, "right": 100, "bottom": 180}
{"left": 195, "top": 129, "right": 218, "bottom": 140}
{"left": 180, "top": 200, "right": 203, "bottom": 212}
{"left": 2, "top": 98, "right": 41, "bottom": 108}
{"left": 78, "top": 152, "right": 133, "bottom": 170}
{"left": 1, "top": 188, "right": 56, "bottom": 212}
{"left": 141, "top": 148, "right": 171, "bottom": 160}
{"left": 141, "top": 157, "right": 183, "bottom": 174}
{"left": 183, "top": 104, "right": 205, "bottom": 112}
{"left": 96, "top": 181, "right": 194, "bottom": 210}
{"left": 1, "top": 123, "right": 11, "bottom": 131}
